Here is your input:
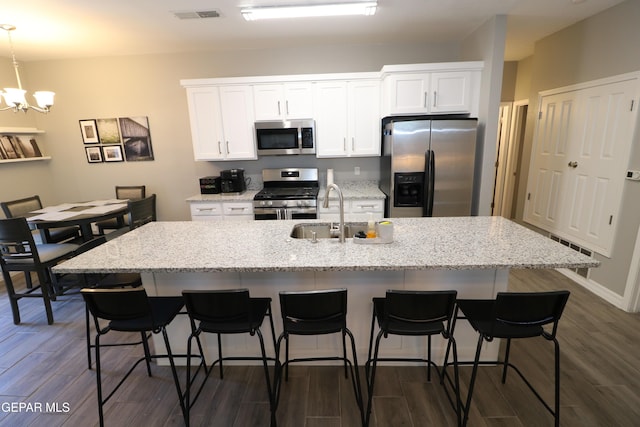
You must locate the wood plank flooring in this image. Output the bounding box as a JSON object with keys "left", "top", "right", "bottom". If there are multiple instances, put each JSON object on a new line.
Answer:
{"left": 0, "top": 268, "right": 639, "bottom": 426}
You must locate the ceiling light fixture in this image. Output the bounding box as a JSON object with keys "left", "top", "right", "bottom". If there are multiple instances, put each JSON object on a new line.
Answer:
{"left": 0, "top": 24, "right": 54, "bottom": 114}
{"left": 241, "top": 1, "right": 377, "bottom": 21}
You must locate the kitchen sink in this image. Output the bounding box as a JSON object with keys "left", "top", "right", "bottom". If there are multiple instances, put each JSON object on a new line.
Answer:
{"left": 290, "top": 222, "right": 368, "bottom": 239}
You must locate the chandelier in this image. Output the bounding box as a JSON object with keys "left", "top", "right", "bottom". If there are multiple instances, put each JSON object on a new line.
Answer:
{"left": 0, "top": 24, "right": 54, "bottom": 113}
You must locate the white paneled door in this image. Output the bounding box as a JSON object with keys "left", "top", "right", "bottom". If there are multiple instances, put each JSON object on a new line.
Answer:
{"left": 525, "top": 75, "right": 639, "bottom": 257}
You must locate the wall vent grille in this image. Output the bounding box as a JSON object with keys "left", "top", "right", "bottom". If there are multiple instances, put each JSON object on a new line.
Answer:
{"left": 549, "top": 233, "right": 592, "bottom": 278}
{"left": 173, "top": 10, "right": 221, "bottom": 20}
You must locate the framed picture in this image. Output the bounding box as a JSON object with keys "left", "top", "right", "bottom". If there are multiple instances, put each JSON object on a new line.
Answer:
{"left": 85, "top": 146, "right": 103, "bottom": 163}
{"left": 102, "top": 145, "right": 124, "bottom": 162}
{"left": 96, "top": 118, "right": 121, "bottom": 144}
{"left": 120, "top": 116, "right": 155, "bottom": 161}
{"left": 79, "top": 120, "right": 99, "bottom": 144}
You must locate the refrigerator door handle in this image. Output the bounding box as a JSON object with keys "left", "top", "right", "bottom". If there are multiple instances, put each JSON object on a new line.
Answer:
{"left": 424, "top": 150, "right": 435, "bottom": 216}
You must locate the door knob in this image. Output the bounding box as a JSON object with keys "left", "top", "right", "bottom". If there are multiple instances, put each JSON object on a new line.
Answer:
{"left": 568, "top": 161, "right": 578, "bottom": 168}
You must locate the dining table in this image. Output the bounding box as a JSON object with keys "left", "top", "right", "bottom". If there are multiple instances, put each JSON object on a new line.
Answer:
{"left": 26, "top": 199, "right": 129, "bottom": 242}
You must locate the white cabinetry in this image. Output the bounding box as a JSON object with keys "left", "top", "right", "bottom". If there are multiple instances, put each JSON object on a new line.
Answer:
{"left": 315, "top": 79, "right": 380, "bottom": 158}
{"left": 253, "top": 83, "right": 313, "bottom": 120}
{"left": 184, "top": 85, "right": 256, "bottom": 161}
{"left": 190, "top": 201, "right": 254, "bottom": 221}
{"left": 381, "top": 63, "right": 482, "bottom": 117}
{"left": 318, "top": 198, "right": 384, "bottom": 221}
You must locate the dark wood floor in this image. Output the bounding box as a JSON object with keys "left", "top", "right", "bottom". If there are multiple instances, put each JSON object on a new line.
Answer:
{"left": 0, "top": 268, "right": 639, "bottom": 426}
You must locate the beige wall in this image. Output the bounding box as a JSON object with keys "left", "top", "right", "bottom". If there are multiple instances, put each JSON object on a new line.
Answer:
{"left": 460, "top": 14, "right": 508, "bottom": 216}
{"left": 515, "top": 0, "right": 640, "bottom": 297}
{"left": 501, "top": 61, "right": 517, "bottom": 102}
{"left": 0, "top": 41, "right": 464, "bottom": 221}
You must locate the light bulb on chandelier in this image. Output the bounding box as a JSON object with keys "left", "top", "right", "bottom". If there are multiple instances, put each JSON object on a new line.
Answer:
{"left": 0, "top": 24, "right": 54, "bottom": 113}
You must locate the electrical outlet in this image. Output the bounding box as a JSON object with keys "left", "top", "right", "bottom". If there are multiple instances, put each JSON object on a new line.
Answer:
{"left": 354, "top": 166, "right": 360, "bottom": 176}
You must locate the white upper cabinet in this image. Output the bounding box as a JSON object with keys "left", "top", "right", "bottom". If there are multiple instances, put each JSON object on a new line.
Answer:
{"left": 253, "top": 83, "right": 314, "bottom": 120}
{"left": 430, "top": 71, "right": 472, "bottom": 113}
{"left": 315, "top": 79, "right": 381, "bottom": 158}
{"left": 381, "top": 63, "right": 482, "bottom": 117}
{"left": 181, "top": 62, "right": 481, "bottom": 161}
{"left": 184, "top": 85, "right": 256, "bottom": 161}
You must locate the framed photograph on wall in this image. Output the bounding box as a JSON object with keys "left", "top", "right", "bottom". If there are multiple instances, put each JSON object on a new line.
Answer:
{"left": 85, "top": 146, "right": 103, "bottom": 163}
{"left": 102, "top": 145, "right": 124, "bottom": 162}
{"left": 96, "top": 118, "right": 121, "bottom": 144}
{"left": 79, "top": 120, "right": 99, "bottom": 144}
{"left": 120, "top": 116, "right": 155, "bottom": 161}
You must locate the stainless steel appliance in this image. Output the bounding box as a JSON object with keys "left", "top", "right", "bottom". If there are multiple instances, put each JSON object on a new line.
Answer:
{"left": 220, "top": 168, "right": 246, "bottom": 193}
{"left": 379, "top": 116, "right": 478, "bottom": 217}
{"left": 255, "top": 119, "right": 315, "bottom": 156}
{"left": 253, "top": 168, "right": 319, "bottom": 220}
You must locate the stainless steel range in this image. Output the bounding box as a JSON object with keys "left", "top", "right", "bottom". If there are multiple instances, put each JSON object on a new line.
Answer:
{"left": 253, "top": 168, "right": 319, "bottom": 220}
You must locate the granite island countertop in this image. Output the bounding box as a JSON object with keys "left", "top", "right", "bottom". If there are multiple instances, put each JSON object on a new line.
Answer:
{"left": 54, "top": 217, "right": 598, "bottom": 274}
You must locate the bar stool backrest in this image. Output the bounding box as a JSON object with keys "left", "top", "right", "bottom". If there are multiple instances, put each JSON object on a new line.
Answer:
{"left": 493, "top": 290, "right": 570, "bottom": 338}
{"left": 182, "top": 289, "right": 252, "bottom": 326}
{"left": 127, "top": 194, "right": 156, "bottom": 230}
{"left": 82, "top": 287, "right": 151, "bottom": 322}
{"left": 384, "top": 290, "right": 457, "bottom": 330}
{"left": 279, "top": 288, "right": 347, "bottom": 333}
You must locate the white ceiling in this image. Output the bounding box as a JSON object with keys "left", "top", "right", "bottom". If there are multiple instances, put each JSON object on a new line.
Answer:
{"left": 0, "top": 0, "right": 626, "bottom": 62}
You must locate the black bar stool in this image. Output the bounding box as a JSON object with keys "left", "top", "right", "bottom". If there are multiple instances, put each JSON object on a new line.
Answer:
{"left": 275, "top": 288, "right": 364, "bottom": 425}
{"left": 82, "top": 287, "right": 192, "bottom": 427}
{"left": 182, "top": 289, "right": 278, "bottom": 427}
{"left": 365, "top": 290, "right": 461, "bottom": 427}
{"left": 449, "top": 290, "right": 570, "bottom": 427}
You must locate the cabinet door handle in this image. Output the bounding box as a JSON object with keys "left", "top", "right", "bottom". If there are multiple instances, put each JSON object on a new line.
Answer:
{"left": 229, "top": 207, "right": 246, "bottom": 211}
{"left": 197, "top": 208, "right": 215, "bottom": 212}
{"left": 433, "top": 91, "right": 437, "bottom": 107}
{"left": 286, "top": 100, "right": 289, "bottom": 115}
{"left": 277, "top": 101, "right": 281, "bottom": 115}
{"left": 218, "top": 141, "right": 222, "bottom": 155}
{"left": 351, "top": 137, "right": 355, "bottom": 151}
{"left": 343, "top": 137, "right": 347, "bottom": 151}
{"left": 226, "top": 141, "right": 230, "bottom": 154}
{"left": 424, "top": 92, "right": 428, "bottom": 108}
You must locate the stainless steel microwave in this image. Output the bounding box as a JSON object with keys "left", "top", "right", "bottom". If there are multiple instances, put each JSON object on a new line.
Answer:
{"left": 255, "top": 119, "right": 315, "bottom": 156}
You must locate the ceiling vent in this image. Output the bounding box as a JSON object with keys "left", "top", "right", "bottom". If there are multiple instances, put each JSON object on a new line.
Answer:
{"left": 173, "top": 10, "right": 222, "bottom": 20}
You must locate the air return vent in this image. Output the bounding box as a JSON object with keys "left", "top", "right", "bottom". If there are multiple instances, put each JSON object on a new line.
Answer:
{"left": 173, "top": 10, "right": 222, "bottom": 19}
{"left": 549, "top": 233, "right": 593, "bottom": 278}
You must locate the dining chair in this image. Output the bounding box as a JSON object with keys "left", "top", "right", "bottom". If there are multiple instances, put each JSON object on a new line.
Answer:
{"left": 450, "top": 290, "right": 571, "bottom": 427}
{"left": 182, "top": 289, "right": 278, "bottom": 426}
{"left": 1, "top": 195, "right": 81, "bottom": 243}
{"left": 0, "top": 217, "right": 79, "bottom": 324}
{"left": 274, "top": 288, "right": 364, "bottom": 425}
{"left": 127, "top": 194, "right": 156, "bottom": 229}
{"left": 365, "top": 290, "right": 461, "bottom": 427}
{"left": 82, "top": 287, "right": 189, "bottom": 427}
{"left": 96, "top": 185, "right": 146, "bottom": 234}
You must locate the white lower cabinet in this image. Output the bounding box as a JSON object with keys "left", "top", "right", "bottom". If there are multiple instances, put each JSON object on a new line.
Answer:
{"left": 318, "top": 198, "right": 384, "bottom": 221}
{"left": 189, "top": 201, "right": 253, "bottom": 221}
{"left": 222, "top": 202, "right": 254, "bottom": 221}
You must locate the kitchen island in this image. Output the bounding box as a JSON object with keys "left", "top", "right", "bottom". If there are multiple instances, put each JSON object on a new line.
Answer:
{"left": 55, "top": 216, "right": 598, "bottom": 363}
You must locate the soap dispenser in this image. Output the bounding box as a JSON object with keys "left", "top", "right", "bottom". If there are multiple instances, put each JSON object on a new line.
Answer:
{"left": 367, "top": 213, "right": 377, "bottom": 238}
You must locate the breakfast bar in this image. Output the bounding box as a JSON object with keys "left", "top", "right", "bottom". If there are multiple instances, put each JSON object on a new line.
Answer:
{"left": 54, "top": 216, "right": 598, "bottom": 364}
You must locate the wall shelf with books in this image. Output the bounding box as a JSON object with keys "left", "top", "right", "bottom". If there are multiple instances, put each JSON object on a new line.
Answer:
{"left": 0, "top": 127, "right": 49, "bottom": 164}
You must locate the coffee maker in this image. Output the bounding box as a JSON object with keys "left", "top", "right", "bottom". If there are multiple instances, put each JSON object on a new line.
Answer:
{"left": 220, "top": 168, "right": 246, "bottom": 193}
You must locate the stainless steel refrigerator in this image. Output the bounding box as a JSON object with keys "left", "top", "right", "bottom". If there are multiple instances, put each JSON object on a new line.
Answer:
{"left": 379, "top": 116, "right": 478, "bottom": 217}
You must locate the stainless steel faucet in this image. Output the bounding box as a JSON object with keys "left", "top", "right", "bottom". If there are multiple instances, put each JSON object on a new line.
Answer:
{"left": 323, "top": 183, "right": 345, "bottom": 243}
